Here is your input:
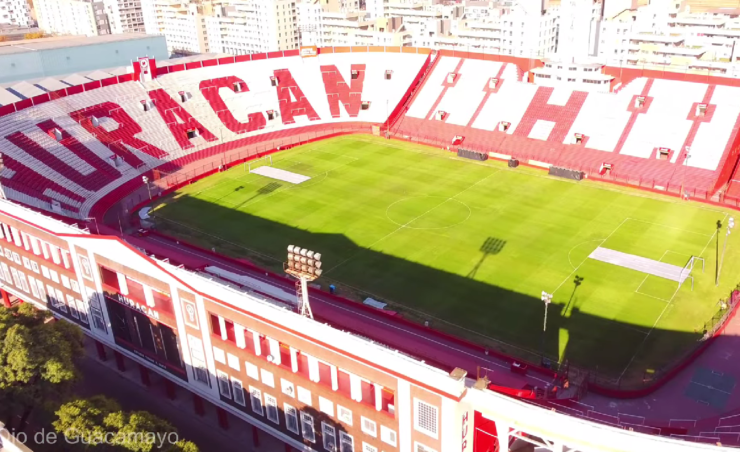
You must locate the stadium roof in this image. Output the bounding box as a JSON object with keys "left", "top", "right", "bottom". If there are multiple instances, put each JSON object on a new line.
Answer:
{"left": 0, "top": 33, "right": 157, "bottom": 56}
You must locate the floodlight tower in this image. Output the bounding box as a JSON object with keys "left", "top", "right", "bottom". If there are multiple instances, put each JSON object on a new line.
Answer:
{"left": 717, "top": 217, "right": 735, "bottom": 286}
{"left": 284, "top": 245, "right": 323, "bottom": 319}
{"left": 540, "top": 291, "right": 553, "bottom": 365}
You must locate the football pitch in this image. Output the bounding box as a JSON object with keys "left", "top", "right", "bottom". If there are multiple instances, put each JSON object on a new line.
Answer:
{"left": 151, "top": 136, "right": 740, "bottom": 383}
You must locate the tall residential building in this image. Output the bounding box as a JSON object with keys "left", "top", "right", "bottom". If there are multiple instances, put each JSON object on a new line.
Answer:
{"left": 555, "top": 0, "right": 601, "bottom": 61}
{"left": 595, "top": 0, "right": 740, "bottom": 75}
{"left": 103, "top": 0, "right": 145, "bottom": 34}
{"left": 1, "top": 0, "right": 33, "bottom": 27}
{"left": 34, "top": 0, "right": 99, "bottom": 36}
{"left": 433, "top": 0, "right": 558, "bottom": 58}
{"left": 92, "top": 0, "right": 111, "bottom": 35}
{"left": 143, "top": 0, "right": 298, "bottom": 56}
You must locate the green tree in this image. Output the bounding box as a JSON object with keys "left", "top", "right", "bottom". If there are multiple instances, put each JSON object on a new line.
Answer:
{"left": 53, "top": 395, "right": 122, "bottom": 447}
{"left": 54, "top": 396, "right": 200, "bottom": 452}
{"left": 0, "top": 304, "right": 84, "bottom": 430}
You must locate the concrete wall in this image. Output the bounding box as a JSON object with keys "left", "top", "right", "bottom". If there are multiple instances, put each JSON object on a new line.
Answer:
{"left": 0, "top": 35, "right": 168, "bottom": 84}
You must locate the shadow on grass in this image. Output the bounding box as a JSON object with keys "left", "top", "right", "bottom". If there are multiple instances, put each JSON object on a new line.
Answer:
{"left": 153, "top": 195, "right": 710, "bottom": 383}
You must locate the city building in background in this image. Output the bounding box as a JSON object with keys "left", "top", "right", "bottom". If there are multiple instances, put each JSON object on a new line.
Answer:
{"left": 103, "top": 0, "right": 145, "bottom": 34}
{"left": 0, "top": 0, "right": 33, "bottom": 28}
{"left": 33, "top": 0, "right": 100, "bottom": 36}
{"left": 140, "top": 0, "right": 298, "bottom": 56}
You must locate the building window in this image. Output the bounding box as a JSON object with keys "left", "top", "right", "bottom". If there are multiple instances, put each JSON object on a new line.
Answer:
{"left": 188, "top": 335, "right": 210, "bottom": 386}
{"left": 380, "top": 426, "right": 397, "bottom": 446}
{"left": 297, "top": 386, "right": 311, "bottom": 406}
{"left": 319, "top": 396, "right": 334, "bottom": 417}
{"left": 260, "top": 368, "right": 275, "bottom": 387}
{"left": 249, "top": 386, "right": 263, "bottom": 415}
{"left": 281, "top": 378, "right": 295, "bottom": 398}
{"left": 362, "top": 443, "right": 378, "bottom": 452}
{"left": 339, "top": 431, "right": 354, "bottom": 452}
{"left": 301, "top": 412, "right": 316, "bottom": 443}
{"left": 245, "top": 361, "right": 259, "bottom": 380}
{"left": 361, "top": 417, "right": 376, "bottom": 437}
{"left": 322, "top": 422, "right": 337, "bottom": 451}
{"left": 414, "top": 399, "right": 438, "bottom": 439}
{"left": 213, "top": 347, "right": 226, "bottom": 364}
{"left": 216, "top": 371, "right": 231, "bottom": 399}
{"left": 414, "top": 442, "right": 437, "bottom": 452}
{"left": 265, "top": 394, "right": 279, "bottom": 424}
{"left": 231, "top": 378, "right": 246, "bottom": 406}
{"left": 285, "top": 403, "right": 299, "bottom": 434}
{"left": 337, "top": 405, "right": 352, "bottom": 425}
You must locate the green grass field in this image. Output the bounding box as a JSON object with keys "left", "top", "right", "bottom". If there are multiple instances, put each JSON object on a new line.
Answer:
{"left": 151, "top": 136, "right": 740, "bottom": 384}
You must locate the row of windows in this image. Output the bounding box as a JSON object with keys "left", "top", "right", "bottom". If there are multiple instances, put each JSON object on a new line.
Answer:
{"left": 210, "top": 312, "right": 441, "bottom": 440}
{"left": 0, "top": 223, "right": 72, "bottom": 272}
{"left": 210, "top": 313, "right": 396, "bottom": 415}
{"left": 100, "top": 267, "right": 172, "bottom": 311}
{"left": 216, "top": 367, "right": 390, "bottom": 452}
{"left": 0, "top": 241, "right": 106, "bottom": 331}
{"left": 212, "top": 345, "right": 399, "bottom": 443}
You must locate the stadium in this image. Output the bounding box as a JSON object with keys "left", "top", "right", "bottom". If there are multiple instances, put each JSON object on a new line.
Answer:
{"left": 1, "top": 45, "right": 740, "bottom": 451}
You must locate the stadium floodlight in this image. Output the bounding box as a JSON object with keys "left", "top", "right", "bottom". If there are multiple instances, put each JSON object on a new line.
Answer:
{"left": 142, "top": 175, "right": 152, "bottom": 200}
{"left": 541, "top": 291, "right": 553, "bottom": 332}
{"left": 284, "top": 245, "right": 323, "bottom": 319}
{"left": 717, "top": 217, "right": 735, "bottom": 286}
{"left": 540, "top": 291, "right": 553, "bottom": 365}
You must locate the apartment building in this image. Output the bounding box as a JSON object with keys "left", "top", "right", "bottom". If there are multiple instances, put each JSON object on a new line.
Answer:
{"left": 593, "top": 0, "right": 740, "bottom": 75}
{"left": 143, "top": 0, "right": 298, "bottom": 56}
{"left": 0, "top": 0, "right": 33, "bottom": 27}
{"left": 434, "top": 0, "right": 557, "bottom": 58}
{"left": 92, "top": 0, "right": 112, "bottom": 35}
{"left": 34, "top": 0, "right": 99, "bottom": 36}
{"left": 103, "top": 0, "right": 146, "bottom": 34}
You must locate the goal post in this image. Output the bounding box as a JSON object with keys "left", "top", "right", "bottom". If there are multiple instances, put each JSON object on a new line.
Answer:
{"left": 678, "top": 256, "right": 704, "bottom": 291}
{"left": 245, "top": 155, "right": 273, "bottom": 173}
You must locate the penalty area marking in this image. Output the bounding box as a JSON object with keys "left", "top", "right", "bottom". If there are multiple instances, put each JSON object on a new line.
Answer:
{"left": 618, "top": 212, "right": 727, "bottom": 382}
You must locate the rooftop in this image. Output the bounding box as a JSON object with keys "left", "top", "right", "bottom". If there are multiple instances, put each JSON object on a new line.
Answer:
{"left": 0, "top": 33, "right": 156, "bottom": 56}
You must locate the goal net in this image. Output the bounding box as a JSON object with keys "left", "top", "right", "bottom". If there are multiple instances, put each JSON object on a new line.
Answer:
{"left": 678, "top": 256, "right": 705, "bottom": 291}
{"left": 246, "top": 155, "right": 273, "bottom": 173}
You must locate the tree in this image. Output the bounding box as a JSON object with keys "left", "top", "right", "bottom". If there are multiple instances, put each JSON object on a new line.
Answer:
{"left": 54, "top": 396, "right": 200, "bottom": 452}
{"left": 53, "top": 395, "right": 122, "bottom": 448}
{"left": 0, "top": 303, "right": 84, "bottom": 430}
{"left": 0, "top": 36, "right": 9, "bottom": 42}
{"left": 23, "top": 32, "right": 45, "bottom": 40}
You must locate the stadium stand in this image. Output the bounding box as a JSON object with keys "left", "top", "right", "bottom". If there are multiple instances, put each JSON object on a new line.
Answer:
{"left": 0, "top": 48, "right": 432, "bottom": 218}
{"left": 394, "top": 52, "right": 740, "bottom": 199}
{"left": 4, "top": 46, "right": 740, "bottom": 219}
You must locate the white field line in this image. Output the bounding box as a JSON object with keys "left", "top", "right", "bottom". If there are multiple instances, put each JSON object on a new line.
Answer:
{"left": 351, "top": 137, "right": 728, "bottom": 215}
{"left": 634, "top": 250, "right": 669, "bottom": 295}
{"left": 324, "top": 170, "right": 500, "bottom": 275}
{"left": 689, "top": 380, "right": 734, "bottom": 395}
{"left": 618, "top": 214, "right": 726, "bottom": 382}
{"left": 625, "top": 217, "right": 715, "bottom": 237}
{"left": 551, "top": 217, "right": 628, "bottom": 296}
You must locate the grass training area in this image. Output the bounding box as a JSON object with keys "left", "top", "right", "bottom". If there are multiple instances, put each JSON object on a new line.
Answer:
{"left": 151, "top": 136, "right": 740, "bottom": 384}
